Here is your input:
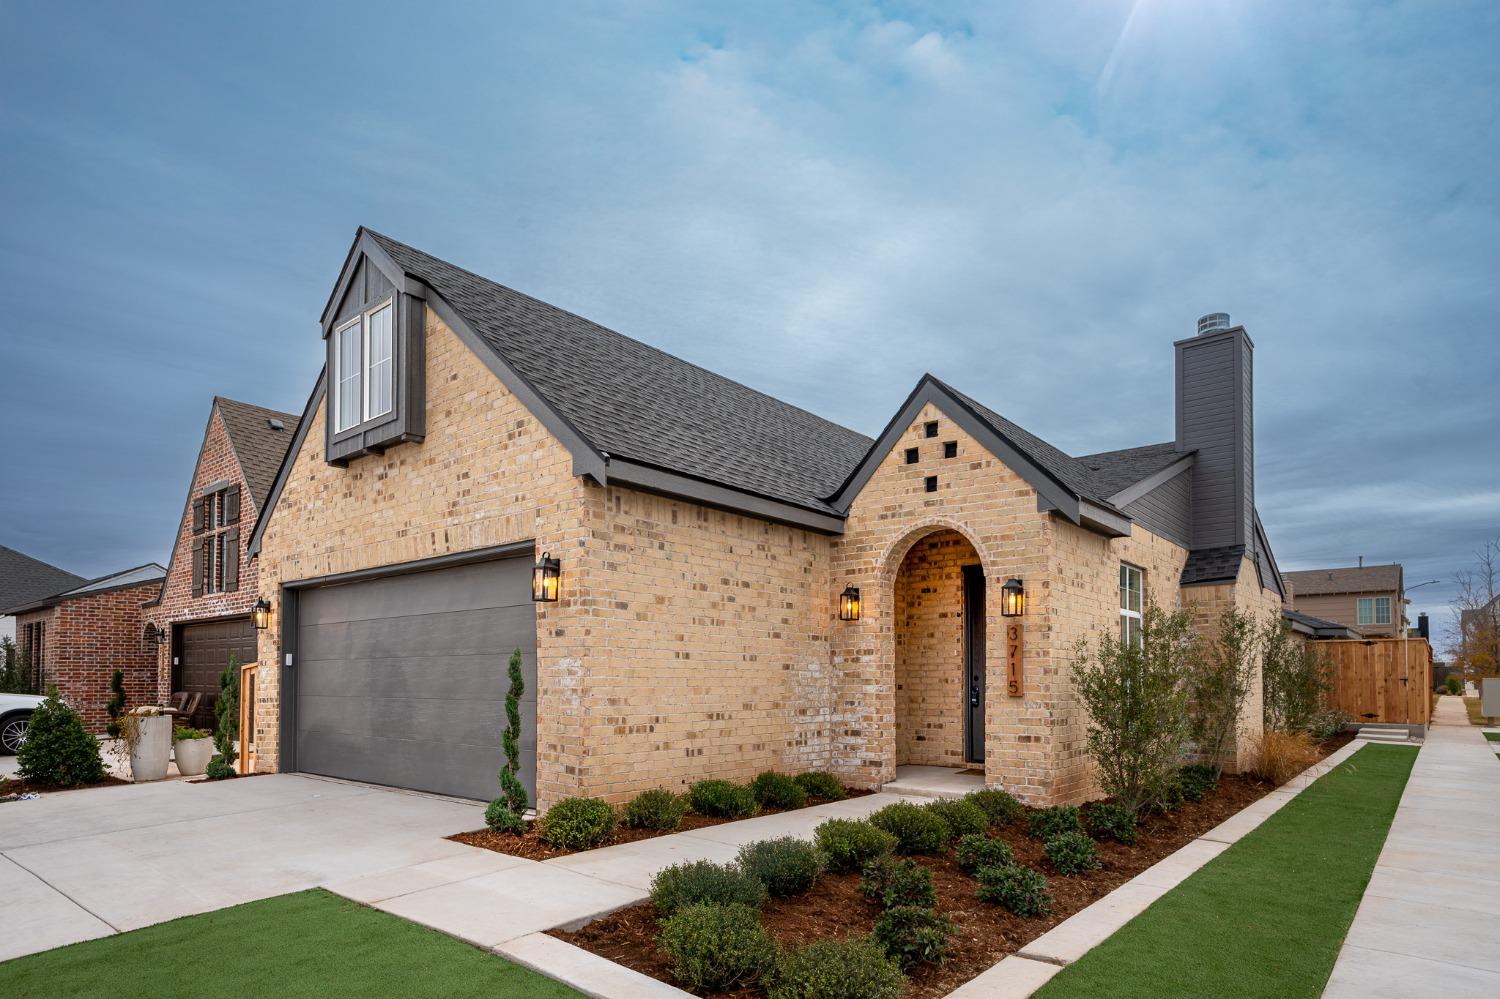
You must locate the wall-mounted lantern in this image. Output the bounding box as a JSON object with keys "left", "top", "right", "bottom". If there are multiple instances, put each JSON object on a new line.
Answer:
{"left": 1000, "top": 578, "right": 1025, "bottom": 617}
{"left": 532, "top": 553, "right": 561, "bottom": 603}
{"left": 252, "top": 597, "right": 272, "bottom": 630}
{"left": 143, "top": 622, "right": 161, "bottom": 646}
{"left": 839, "top": 586, "right": 861, "bottom": 622}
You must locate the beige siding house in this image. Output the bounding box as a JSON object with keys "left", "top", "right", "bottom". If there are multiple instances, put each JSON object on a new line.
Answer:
{"left": 244, "top": 230, "right": 1288, "bottom": 809}
{"left": 1282, "top": 564, "right": 1406, "bottom": 637}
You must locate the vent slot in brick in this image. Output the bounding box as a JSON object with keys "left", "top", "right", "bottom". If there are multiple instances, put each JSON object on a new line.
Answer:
{"left": 905, "top": 447, "right": 920, "bottom": 464}
{"left": 924, "top": 476, "right": 938, "bottom": 493}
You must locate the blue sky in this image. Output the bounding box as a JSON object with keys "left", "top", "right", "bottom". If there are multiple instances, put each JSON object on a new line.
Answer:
{"left": 1, "top": 1, "right": 1496, "bottom": 645}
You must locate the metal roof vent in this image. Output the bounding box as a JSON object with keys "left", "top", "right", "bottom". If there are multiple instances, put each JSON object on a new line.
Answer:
{"left": 1197, "top": 312, "right": 1231, "bottom": 336}
{"left": 268, "top": 418, "right": 285, "bottom": 431}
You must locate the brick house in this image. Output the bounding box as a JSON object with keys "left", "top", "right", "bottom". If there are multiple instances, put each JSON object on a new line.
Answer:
{"left": 142, "top": 397, "right": 299, "bottom": 730}
{"left": 0, "top": 544, "right": 83, "bottom": 645}
{"left": 7, "top": 564, "right": 166, "bottom": 732}
{"left": 244, "top": 230, "right": 1287, "bottom": 808}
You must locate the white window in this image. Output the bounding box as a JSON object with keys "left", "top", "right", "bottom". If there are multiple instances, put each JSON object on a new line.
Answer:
{"left": 1120, "top": 563, "right": 1143, "bottom": 647}
{"left": 333, "top": 299, "right": 394, "bottom": 432}
{"left": 1358, "top": 597, "right": 1392, "bottom": 626}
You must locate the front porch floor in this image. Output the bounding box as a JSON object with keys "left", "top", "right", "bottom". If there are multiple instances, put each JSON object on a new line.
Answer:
{"left": 881, "top": 764, "right": 986, "bottom": 799}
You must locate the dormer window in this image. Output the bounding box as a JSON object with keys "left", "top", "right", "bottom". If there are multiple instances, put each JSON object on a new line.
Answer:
{"left": 334, "top": 300, "right": 394, "bottom": 433}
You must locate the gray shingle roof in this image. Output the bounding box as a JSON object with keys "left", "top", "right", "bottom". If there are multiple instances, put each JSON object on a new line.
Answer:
{"left": 0, "top": 545, "right": 83, "bottom": 616}
{"left": 1181, "top": 545, "right": 1247, "bottom": 585}
{"left": 366, "top": 230, "right": 872, "bottom": 513}
{"left": 215, "top": 397, "right": 300, "bottom": 509}
{"left": 3, "top": 562, "right": 164, "bottom": 616}
{"left": 1283, "top": 608, "right": 1362, "bottom": 638}
{"left": 1077, "top": 442, "right": 1184, "bottom": 498}
{"left": 1282, "top": 564, "right": 1402, "bottom": 597}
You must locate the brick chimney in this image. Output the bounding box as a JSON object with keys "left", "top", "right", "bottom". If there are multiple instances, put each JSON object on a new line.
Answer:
{"left": 1175, "top": 313, "right": 1254, "bottom": 550}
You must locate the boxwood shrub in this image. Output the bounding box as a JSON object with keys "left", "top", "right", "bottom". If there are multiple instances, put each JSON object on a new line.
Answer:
{"left": 750, "top": 770, "right": 808, "bottom": 811}
{"left": 954, "top": 833, "right": 1014, "bottom": 873}
{"left": 793, "top": 771, "right": 846, "bottom": 801}
{"left": 872, "top": 905, "right": 954, "bottom": 969}
{"left": 16, "top": 688, "right": 105, "bottom": 787}
{"left": 537, "top": 797, "right": 616, "bottom": 850}
{"left": 975, "top": 863, "right": 1053, "bottom": 917}
{"left": 1176, "top": 763, "right": 1218, "bottom": 803}
{"left": 1085, "top": 802, "right": 1137, "bottom": 845}
{"left": 484, "top": 799, "right": 526, "bottom": 835}
{"left": 868, "top": 801, "right": 950, "bottom": 854}
{"left": 650, "top": 859, "right": 767, "bottom": 916}
{"left": 813, "top": 818, "right": 897, "bottom": 873}
{"left": 966, "top": 788, "right": 1026, "bottom": 826}
{"left": 1044, "top": 831, "right": 1101, "bottom": 875}
{"left": 767, "top": 937, "right": 904, "bottom": 999}
{"left": 688, "top": 779, "right": 759, "bottom": 819}
{"left": 738, "top": 837, "right": 821, "bottom": 897}
{"left": 859, "top": 856, "right": 936, "bottom": 909}
{"left": 624, "top": 788, "right": 689, "bottom": 830}
{"left": 925, "top": 798, "right": 988, "bottom": 840}
{"left": 1027, "top": 804, "right": 1083, "bottom": 841}
{"left": 660, "top": 902, "right": 776, "bottom": 992}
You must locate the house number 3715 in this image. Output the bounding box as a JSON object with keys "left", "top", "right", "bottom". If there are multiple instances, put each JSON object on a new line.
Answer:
{"left": 1006, "top": 623, "right": 1024, "bottom": 697}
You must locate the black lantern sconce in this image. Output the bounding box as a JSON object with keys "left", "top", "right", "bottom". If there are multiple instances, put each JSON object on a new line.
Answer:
{"left": 1000, "top": 578, "right": 1025, "bottom": 617}
{"left": 839, "top": 586, "right": 861, "bottom": 622}
{"left": 143, "top": 622, "right": 161, "bottom": 646}
{"left": 532, "top": 553, "right": 561, "bottom": 603}
{"left": 252, "top": 597, "right": 272, "bottom": 630}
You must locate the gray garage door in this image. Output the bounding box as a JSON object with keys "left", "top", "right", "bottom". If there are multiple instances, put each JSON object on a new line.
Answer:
{"left": 293, "top": 557, "right": 536, "bottom": 802}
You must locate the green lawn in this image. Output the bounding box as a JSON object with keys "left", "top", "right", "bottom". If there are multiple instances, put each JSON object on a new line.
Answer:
{"left": 1484, "top": 731, "right": 1499, "bottom": 742}
{"left": 1036, "top": 744, "right": 1418, "bottom": 999}
{"left": 0, "top": 889, "right": 582, "bottom": 999}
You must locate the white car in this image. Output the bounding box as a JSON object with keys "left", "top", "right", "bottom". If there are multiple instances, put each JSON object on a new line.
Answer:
{"left": 0, "top": 692, "right": 45, "bottom": 755}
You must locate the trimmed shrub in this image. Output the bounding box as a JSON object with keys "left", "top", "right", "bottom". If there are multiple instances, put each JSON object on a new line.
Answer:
{"left": 975, "top": 864, "right": 1052, "bottom": 917}
{"left": 1176, "top": 764, "right": 1218, "bottom": 803}
{"left": 660, "top": 902, "right": 776, "bottom": 992}
{"left": 813, "top": 818, "right": 896, "bottom": 873}
{"left": 873, "top": 905, "right": 954, "bottom": 969}
{"left": 1027, "top": 805, "right": 1082, "bottom": 840}
{"left": 650, "top": 859, "right": 767, "bottom": 916}
{"left": 925, "top": 798, "right": 988, "bottom": 840}
{"left": 868, "top": 801, "right": 950, "bottom": 854}
{"left": 214, "top": 659, "right": 240, "bottom": 771}
{"left": 624, "top": 789, "right": 689, "bottom": 830}
{"left": 966, "top": 788, "right": 1025, "bottom": 826}
{"left": 1045, "top": 832, "right": 1101, "bottom": 875}
{"left": 204, "top": 755, "right": 235, "bottom": 780}
{"left": 859, "top": 856, "right": 936, "bottom": 909}
{"left": 105, "top": 669, "right": 126, "bottom": 739}
{"left": 751, "top": 770, "right": 808, "bottom": 811}
{"left": 1444, "top": 674, "right": 1463, "bottom": 696}
{"left": 17, "top": 688, "right": 105, "bottom": 787}
{"left": 1308, "top": 708, "right": 1350, "bottom": 740}
{"left": 738, "top": 837, "right": 821, "bottom": 897}
{"left": 955, "top": 833, "right": 1014, "bottom": 873}
{"left": 172, "top": 725, "right": 210, "bottom": 742}
{"left": 689, "top": 779, "right": 758, "bottom": 819}
{"left": 1085, "top": 802, "right": 1136, "bottom": 845}
{"left": 538, "top": 797, "right": 615, "bottom": 850}
{"left": 767, "top": 937, "right": 904, "bottom": 999}
{"left": 484, "top": 800, "right": 526, "bottom": 835}
{"left": 794, "top": 771, "right": 846, "bottom": 801}
{"left": 498, "top": 646, "right": 528, "bottom": 813}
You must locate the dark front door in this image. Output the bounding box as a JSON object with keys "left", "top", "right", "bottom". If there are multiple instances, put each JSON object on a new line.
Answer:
{"left": 963, "top": 564, "right": 986, "bottom": 763}
{"left": 175, "top": 617, "right": 256, "bottom": 729}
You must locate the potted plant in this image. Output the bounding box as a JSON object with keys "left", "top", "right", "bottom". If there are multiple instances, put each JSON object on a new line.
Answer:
{"left": 172, "top": 725, "right": 214, "bottom": 777}
{"left": 116, "top": 706, "right": 172, "bottom": 782}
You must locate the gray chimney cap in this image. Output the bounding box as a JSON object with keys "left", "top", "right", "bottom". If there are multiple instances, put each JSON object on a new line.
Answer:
{"left": 1197, "top": 312, "right": 1231, "bottom": 336}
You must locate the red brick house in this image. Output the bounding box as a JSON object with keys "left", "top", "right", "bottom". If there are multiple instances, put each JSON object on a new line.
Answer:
{"left": 7, "top": 563, "right": 166, "bottom": 732}
{"left": 143, "top": 397, "right": 299, "bottom": 729}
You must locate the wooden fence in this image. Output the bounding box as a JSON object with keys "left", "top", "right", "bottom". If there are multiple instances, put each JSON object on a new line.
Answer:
{"left": 1320, "top": 637, "right": 1432, "bottom": 726}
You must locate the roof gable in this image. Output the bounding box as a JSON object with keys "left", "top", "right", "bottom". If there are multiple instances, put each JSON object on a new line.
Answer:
{"left": 4, "top": 562, "right": 164, "bottom": 615}
{"left": 215, "top": 398, "right": 300, "bottom": 509}
{"left": 1282, "top": 564, "right": 1402, "bottom": 597}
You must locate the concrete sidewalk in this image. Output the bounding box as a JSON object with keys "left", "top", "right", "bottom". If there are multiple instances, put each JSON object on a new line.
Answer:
{"left": 1324, "top": 697, "right": 1500, "bottom": 997}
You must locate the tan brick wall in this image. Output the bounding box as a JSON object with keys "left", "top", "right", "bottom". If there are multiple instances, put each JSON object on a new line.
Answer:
{"left": 894, "top": 529, "right": 979, "bottom": 767}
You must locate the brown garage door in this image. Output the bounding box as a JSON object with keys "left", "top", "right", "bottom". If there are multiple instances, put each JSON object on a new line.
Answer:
{"left": 176, "top": 617, "right": 256, "bottom": 727}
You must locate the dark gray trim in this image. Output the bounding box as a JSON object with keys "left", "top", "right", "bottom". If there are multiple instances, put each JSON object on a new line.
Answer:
{"left": 1107, "top": 453, "right": 1195, "bottom": 507}
{"left": 199, "top": 478, "right": 232, "bottom": 497}
{"left": 829, "top": 376, "right": 1083, "bottom": 524}
{"left": 606, "top": 458, "right": 846, "bottom": 534}
{"left": 1076, "top": 501, "right": 1132, "bottom": 539}
{"left": 1253, "top": 511, "right": 1286, "bottom": 600}
{"left": 274, "top": 540, "right": 535, "bottom": 776}
{"left": 319, "top": 229, "right": 429, "bottom": 334}
{"left": 423, "top": 289, "right": 608, "bottom": 483}
{"left": 246, "top": 370, "right": 326, "bottom": 559}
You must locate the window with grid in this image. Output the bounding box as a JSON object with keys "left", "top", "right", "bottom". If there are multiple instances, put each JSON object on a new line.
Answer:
{"left": 1358, "top": 597, "right": 1392, "bottom": 626}
{"left": 333, "top": 299, "right": 395, "bottom": 433}
{"left": 192, "top": 484, "right": 241, "bottom": 596}
{"left": 1120, "top": 564, "right": 1144, "bottom": 647}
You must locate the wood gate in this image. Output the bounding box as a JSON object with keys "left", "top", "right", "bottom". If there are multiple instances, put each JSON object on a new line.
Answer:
{"left": 1322, "top": 637, "right": 1432, "bottom": 725}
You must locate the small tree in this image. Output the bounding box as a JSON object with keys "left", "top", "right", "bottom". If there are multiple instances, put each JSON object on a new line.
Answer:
{"left": 17, "top": 686, "right": 106, "bottom": 787}
{"left": 214, "top": 654, "right": 240, "bottom": 772}
{"left": 1186, "top": 609, "right": 1261, "bottom": 776}
{"left": 1073, "top": 604, "right": 1196, "bottom": 814}
{"left": 498, "top": 646, "right": 528, "bottom": 813}
{"left": 1262, "top": 614, "right": 1332, "bottom": 733}
{"left": 105, "top": 669, "right": 127, "bottom": 738}
{"left": 0, "top": 637, "right": 35, "bottom": 694}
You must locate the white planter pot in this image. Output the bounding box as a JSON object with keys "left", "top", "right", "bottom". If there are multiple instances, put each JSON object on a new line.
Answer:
{"left": 173, "top": 737, "right": 214, "bottom": 777}
{"left": 129, "top": 715, "right": 172, "bottom": 782}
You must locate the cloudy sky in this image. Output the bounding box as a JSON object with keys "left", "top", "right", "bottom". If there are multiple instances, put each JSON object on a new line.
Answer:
{"left": 2, "top": 1, "right": 1496, "bottom": 645}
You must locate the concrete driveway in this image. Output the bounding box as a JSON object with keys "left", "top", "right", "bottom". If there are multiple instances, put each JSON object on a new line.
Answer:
{"left": 2, "top": 773, "right": 486, "bottom": 963}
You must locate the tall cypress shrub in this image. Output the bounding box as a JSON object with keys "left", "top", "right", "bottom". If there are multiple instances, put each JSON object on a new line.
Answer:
{"left": 105, "top": 669, "right": 127, "bottom": 738}
{"left": 214, "top": 654, "right": 240, "bottom": 771}
{"left": 498, "top": 646, "right": 528, "bottom": 813}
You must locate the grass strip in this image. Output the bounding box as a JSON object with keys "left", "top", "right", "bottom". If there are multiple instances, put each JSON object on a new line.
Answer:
{"left": 1483, "top": 731, "right": 1499, "bottom": 742}
{"left": 0, "top": 888, "right": 582, "bottom": 999}
{"left": 1036, "top": 744, "right": 1417, "bottom": 999}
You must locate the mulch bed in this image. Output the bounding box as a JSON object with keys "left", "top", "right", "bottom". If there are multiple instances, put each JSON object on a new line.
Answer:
{"left": 553, "top": 734, "right": 1353, "bottom": 998}
{"left": 0, "top": 775, "right": 129, "bottom": 797}
{"left": 452, "top": 788, "right": 872, "bottom": 862}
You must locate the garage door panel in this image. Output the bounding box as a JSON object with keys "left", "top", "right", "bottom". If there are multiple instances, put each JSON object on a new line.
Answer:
{"left": 297, "top": 604, "right": 537, "bottom": 662}
{"left": 292, "top": 556, "right": 536, "bottom": 803}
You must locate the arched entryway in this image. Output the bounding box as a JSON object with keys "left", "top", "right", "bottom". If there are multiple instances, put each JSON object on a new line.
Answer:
{"left": 892, "top": 528, "right": 987, "bottom": 768}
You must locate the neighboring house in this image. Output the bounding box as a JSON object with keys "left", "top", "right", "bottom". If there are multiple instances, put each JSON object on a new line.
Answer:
{"left": 1282, "top": 563, "right": 1407, "bottom": 637}
{"left": 1282, "top": 608, "right": 1361, "bottom": 640}
{"left": 143, "top": 397, "right": 300, "bottom": 730}
{"left": 5, "top": 564, "right": 166, "bottom": 731}
{"left": 0, "top": 545, "right": 84, "bottom": 645}
{"left": 244, "top": 229, "right": 1287, "bottom": 808}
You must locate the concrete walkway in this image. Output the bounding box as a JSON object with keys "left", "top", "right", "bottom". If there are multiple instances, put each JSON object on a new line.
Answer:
{"left": 1324, "top": 697, "right": 1500, "bottom": 997}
